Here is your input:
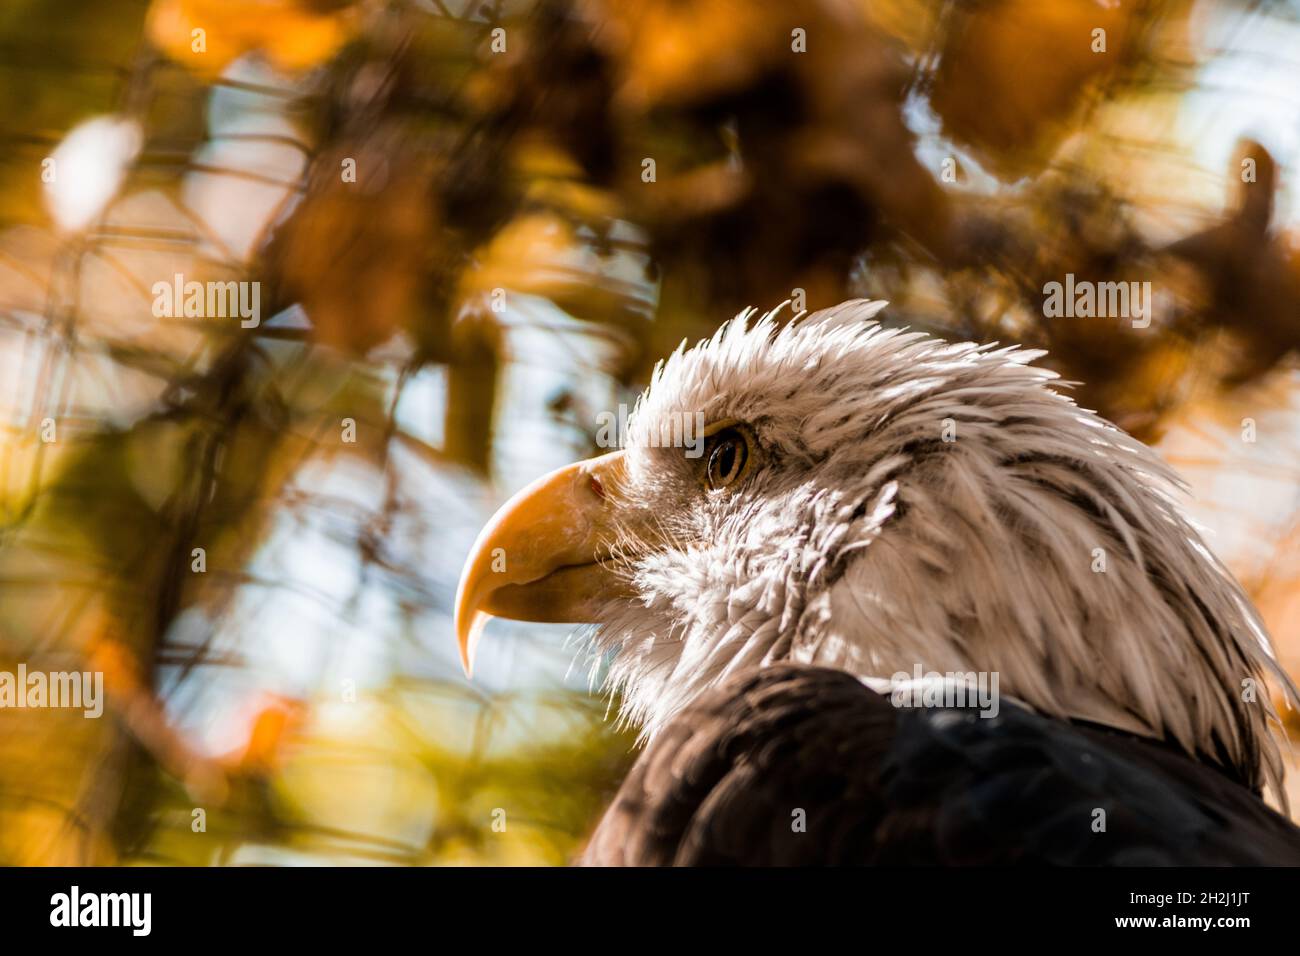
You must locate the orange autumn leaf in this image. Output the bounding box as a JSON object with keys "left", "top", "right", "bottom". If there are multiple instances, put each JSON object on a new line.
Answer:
{"left": 269, "top": 143, "right": 437, "bottom": 356}
{"left": 234, "top": 697, "right": 306, "bottom": 773}
{"left": 84, "top": 632, "right": 145, "bottom": 699}
{"left": 147, "top": 0, "right": 356, "bottom": 78}
{"left": 580, "top": 0, "right": 793, "bottom": 109}
{"left": 930, "top": 0, "right": 1140, "bottom": 177}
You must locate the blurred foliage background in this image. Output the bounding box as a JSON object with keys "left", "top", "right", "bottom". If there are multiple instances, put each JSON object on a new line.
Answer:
{"left": 1, "top": 0, "right": 1299, "bottom": 864}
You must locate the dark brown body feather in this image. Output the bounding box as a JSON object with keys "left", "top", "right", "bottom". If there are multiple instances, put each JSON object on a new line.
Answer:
{"left": 582, "top": 665, "right": 1300, "bottom": 865}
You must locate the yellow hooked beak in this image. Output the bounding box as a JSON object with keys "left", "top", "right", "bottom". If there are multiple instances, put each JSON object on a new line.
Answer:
{"left": 453, "top": 450, "right": 638, "bottom": 677}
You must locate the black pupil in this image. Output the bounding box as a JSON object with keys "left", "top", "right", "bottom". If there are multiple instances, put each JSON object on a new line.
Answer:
{"left": 710, "top": 437, "right": 742, "bottom": 486}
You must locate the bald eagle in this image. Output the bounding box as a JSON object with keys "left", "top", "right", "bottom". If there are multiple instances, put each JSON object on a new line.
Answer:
{"left": 456, "top": 299, "right": 1300, "bottom": 865}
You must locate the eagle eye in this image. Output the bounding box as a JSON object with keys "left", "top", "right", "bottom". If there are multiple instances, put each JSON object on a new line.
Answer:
{"left": 703, "top": 427, "right": 751, "bottom": 491}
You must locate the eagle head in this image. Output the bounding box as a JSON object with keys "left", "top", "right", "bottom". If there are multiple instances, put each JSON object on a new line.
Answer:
{"left": 456, "top": 299, "right": 1292, "bottom": 794}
